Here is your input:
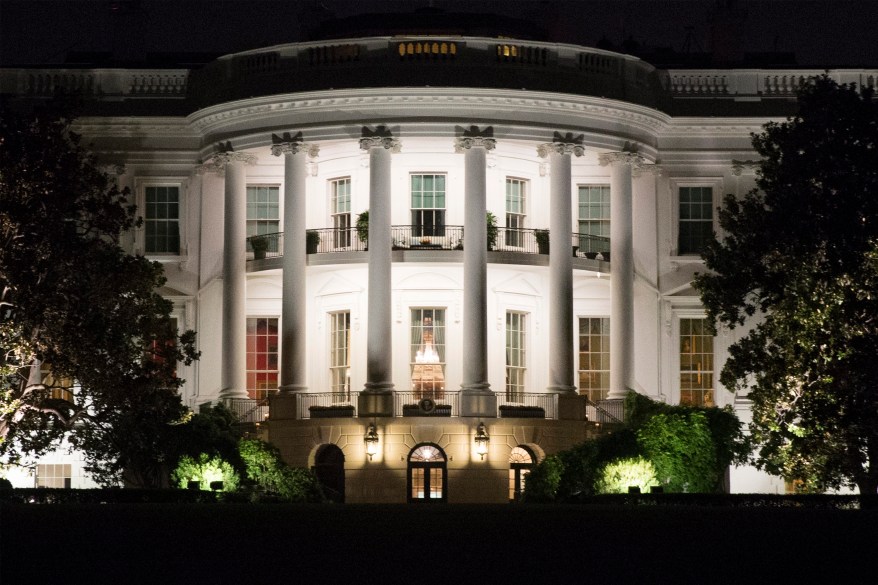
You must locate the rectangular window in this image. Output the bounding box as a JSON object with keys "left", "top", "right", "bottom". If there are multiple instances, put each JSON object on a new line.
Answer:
{"left": 678, "top": 186, "right": 714, "bottom": 255}
{"left": 330, "top": 178, "right": 351, "bottom": 248}
{"left": 411, "top": 174, "right": 446, "bottom": 237}
{"left": 144, "top": 186, "right": 180, "bottom": 254}
{"left": 329, "top": 311, "right": 351, "bottom": 401}
{"left": 680, "top": 318, "right": 714, "bottom": 407}
{"left": 246, "top": 317, "right": 279, "bottom": 401}
{"left": 578, "top": 185, "right": 610, "bottom": 254}
{"left": 36, "top": 463, "right": 71, "bottom": 489}
{"left": 578, "top": 317, "right": 610, "bottom": 402}
{"left": 246, "top": 186, "right": 280, "bottom": 253}
{"left": 410, "top": 308, "right": 446, "bottom": 398}
{"left": 505, "top": 312, "right": 527, "bottom": 401}
{"left": 505, "top": 178, "right": 527, "bottom": 247}
{"left": 40, "top": 363, "right": 74, "bottom": 403}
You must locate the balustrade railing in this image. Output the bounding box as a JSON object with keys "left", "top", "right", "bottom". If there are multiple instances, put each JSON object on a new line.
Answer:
{"left": 573, "top": 233, "right": 611, "bottom": 258}
{"left": 497, "top": 392, "right": 557, "bottom": 419}
{"left": 225, "top": 397, "right": 270, "bottom": 423}
{"left": 297, "top": 391, "right": 360, "bottom": 419}
{"left": 586, "top": 398, "right": 625, "bottom": 424}
{"left": 246, "top": 232, "right": 284, "bottom": 259}
{"left": 390, "top": 225, "right": 465, "bottom": 250}
{"left": 395, "top": 391, "right": 460, "bottom": 416}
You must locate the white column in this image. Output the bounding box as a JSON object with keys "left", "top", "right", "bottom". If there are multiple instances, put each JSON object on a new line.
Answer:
{"left": 539, "top": 142, "right": 584, "bottom": 395}
{"left": 200, "top": 150, "right": 257, "bottom": 401}
{"left": 357, "top": 133, "right": 399, "bottom": 417}
{"left": 455, "top": 132, "right": 497, "bottom": 417}
{"left": 599, "top": 151, "right": 643, "bottom": 400}
{"left": 272, "top": 140, "right": 318, "bottom": 393}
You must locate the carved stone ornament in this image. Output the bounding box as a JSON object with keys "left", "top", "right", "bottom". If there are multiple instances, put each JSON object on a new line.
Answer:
{"left": 454, "top": 136, "right": 497, "bottom": 153}
{"left": 271, "top": 141, "right": 319, "bottom": 158}
{"left": 197, "top": 151, "right": 257, "bottom": 176}
{"left": 537, "top": 142, "right": 585, "bottom": 158}
{"left": 598, "top": 151, "right": 645, "bottom": 167}
{"left": 359, "top": 136, "right": 402, "bottom": 153}
{"left": 731, "top": 159, "right": 759, "bottom": 176}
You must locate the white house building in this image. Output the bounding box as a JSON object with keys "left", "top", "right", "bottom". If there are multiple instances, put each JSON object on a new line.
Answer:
{"left": 3, "top": 26, "right": 875, "bottom": 500}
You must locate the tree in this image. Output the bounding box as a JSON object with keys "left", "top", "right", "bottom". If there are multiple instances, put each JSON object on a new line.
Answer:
{"left": 0, "top": 104, "right": 198, "bottom": 485}
{"left": 694, "top": 77, "right": 878, "bottom": 494}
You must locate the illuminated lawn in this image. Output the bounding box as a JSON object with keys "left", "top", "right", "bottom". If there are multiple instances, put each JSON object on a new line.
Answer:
{"left": 2, "top": 503, "right": 875, "bottom": 584}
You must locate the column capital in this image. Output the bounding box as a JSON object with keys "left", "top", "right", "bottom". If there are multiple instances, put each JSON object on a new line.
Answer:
{"left": 454, "top": 136, "right": 496, "bottom": 153}
{"left": 537, "top": 142, "right": 585, "bottom": 158}
{"left": 731, "top": 159, "right": 758, "bottom": 176}
{"left": 197, "top": 150, "right": 257, "bottom": 176}
{"left": 271, "top": 141, "right": 319, "bottom": 158}
{"left": 360, "top": 126, "right": 401, "bottom": 153}
{"left": 598, "top": 150, "right": 645, "bottom": 167}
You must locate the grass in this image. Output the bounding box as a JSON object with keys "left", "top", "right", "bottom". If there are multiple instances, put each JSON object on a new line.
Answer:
{"left": 2, "top": 503, "right": 876, "bottom": 584}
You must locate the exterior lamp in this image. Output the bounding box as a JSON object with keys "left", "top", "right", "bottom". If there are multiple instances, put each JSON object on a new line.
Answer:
{"left": 475, "top": 422, "right": 490, "bottom": 460}
{"left": 364, "top": 423, "right": 379, "bottom": 461}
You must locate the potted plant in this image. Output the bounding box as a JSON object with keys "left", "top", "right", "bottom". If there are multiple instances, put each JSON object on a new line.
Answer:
{"left": 486, "top": 211, "right": 498, "bottom": 251}
{"left": 356, "top": 210, "right": 369, "bottom": 249}
{"left": 535, "top": 229, "right": 549, "bottom": 254}
{"left": 306, "top": 230, "right": 320, "bottom": 254}
{"left": 250, "top": 235, "right": 269, "bottom": 260}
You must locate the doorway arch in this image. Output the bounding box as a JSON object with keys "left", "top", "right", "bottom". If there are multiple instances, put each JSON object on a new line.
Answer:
{"left": 313, "top": 444, "right": 345, "bottom": 503}
{"left": 407, "top": 443, "right": 447, "bottom": 503}
{"left": 509, "top": 445, "right": 537, "bottom": 502}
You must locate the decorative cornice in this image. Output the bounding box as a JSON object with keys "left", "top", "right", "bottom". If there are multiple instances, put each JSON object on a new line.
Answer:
{"left": 731, "top": 159, "right": 759, "bottom": 176}
{"left": 197, "top": 151, "right": 257, "bottom": 176}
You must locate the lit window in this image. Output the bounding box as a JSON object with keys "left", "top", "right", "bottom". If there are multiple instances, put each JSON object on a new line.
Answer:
{"left": 679, "top": 318, "right": 714, "bottom": 406}
{"left": 36, "top": 463, "right": 71, "bottom": 489}
{"left": 246, "top": 317, "right": 278, "bottom": 400}
{"left": 411, "top": 174, "right": 446, "bottom": 237}
{"left": 411, "top": 308, "right": 446, "bottom": 399}
{"left": 408, "top": 444, "right": 447, "bottom": 503}
{"left": 578, "top": 185, "right": 610, "bottom": 254}
{"left": 40, "top": 363, "right": 74, "bottom": 403}
{"left": 506, "top": 312, "right": 527, "bottom": 401}
{"left": 505, "top": 178, "right": 527, "bottom": 247}
{"left": 509, "top": 446, "right": 535, "bottom": 502}
{"left": 330, "top": 178, "right": 351, "bottom": 248}
{"left": 246, "top": 186, "right": 280, "bottom": 252}
{"left": 329, "top": 311, "right": 351, "bottom": 401}
{"left": 144, "top": 186, "right": 180, "bottom": 254}
{"left": 678, "top": 186, "right": 714, "bottom": 255}
{"left": 578, "top": 317, "right": 610, "bottom": 402}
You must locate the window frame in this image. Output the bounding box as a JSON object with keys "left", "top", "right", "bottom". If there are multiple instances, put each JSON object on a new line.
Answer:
{"left": 578, "top": 316, "right": 610, "bottom": 402}
{"left": 505, "top": 311, "right": 528, "bottom": 401}
{"left": 136, "top": 179, "right": 186, "bottom": 258}
{"left": 246, "top": 184, "right": 281, "bottom": 246}
{"left": 670, "top": 178, "right": 722, "bottom": 258}
{"left": 410, "top": 173, "right": 447, "bottom": 238}
{"left": 328, "top": 311, "right": 351, "bottom": 402}
{"left": 329, "top": 177, "right": 352, "bottom": 248}
{"left": 245, "top": 316, "right": 280, "bottom": 401}
{"left": 676, "top": 315, "right": 715, "bottom": 407}
{"left": 410, "top": 307, "right": 447, "bottom": 399}
{"left": 505, "top": 177, "right": 528, "bottom": 248}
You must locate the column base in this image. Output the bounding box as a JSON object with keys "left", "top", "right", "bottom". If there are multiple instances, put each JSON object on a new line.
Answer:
{"left": 278, "top": 384, "right": 307, "bottom": 394}
{"left": 358, "top": 391, "right": 394, "bottom": 418}
{"left": 460, "top": 390, "right": 497, "bottom": 418}
{"left": 268, "top": 393, "right": 298, "bottom": 420}
{"left": 607, "top": 387, "right": 632, "bottom": 401}
{"left": 557, "top": 393, "right": 587, "bottom": 421}
{"left": 219, "top": 387, "right": 249, "bottom": 401}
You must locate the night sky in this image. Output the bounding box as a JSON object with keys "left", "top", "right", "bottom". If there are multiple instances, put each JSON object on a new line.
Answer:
{"left": 1, "top": 0, "right": 876, "bottom": 67}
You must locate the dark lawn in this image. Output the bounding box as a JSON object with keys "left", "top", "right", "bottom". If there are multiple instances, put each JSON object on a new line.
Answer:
{"left": 2, "top": 503, "right": 875, "bottom": 584}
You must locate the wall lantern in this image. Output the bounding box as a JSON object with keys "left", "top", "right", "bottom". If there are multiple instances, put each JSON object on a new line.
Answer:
{"left": 364, "top": 423, "right": 379, "bottom": 461}
{"left": 475, "top": 422, "right": 490, "bottom": 460}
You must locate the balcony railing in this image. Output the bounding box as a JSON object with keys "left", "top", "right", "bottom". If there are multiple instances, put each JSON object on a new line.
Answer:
{"left": 497, "top": 392, "right": 558, "bottom": 419}
{"left": 225, "top": 397, "right": 270, "bottom": 423}
{"left": 298, "top": 391, "right": 360, "bottom": 419}
{"left": 249, "top": 227, "right": 610, "bottom": 259}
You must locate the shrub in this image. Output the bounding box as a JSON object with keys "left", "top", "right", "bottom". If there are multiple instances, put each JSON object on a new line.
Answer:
{"left": 522, "top": 455, "right": 563, "bottom": 502}
{"left": 637, "top": 412, "right": 717, "bottom": 492}
{"left": 595, "top": 457, "right": 658, "bottom": 494}
{"left": 238, "top": 439, "right": 325, "bottom": 503}
{"left": 171, "top": 453, "right": 240, "bottom": 492}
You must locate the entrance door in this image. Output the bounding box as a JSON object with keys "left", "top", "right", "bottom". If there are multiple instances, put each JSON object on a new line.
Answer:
{"left": 407, "top": 444, "right": 447, "bottom": 503}
{"left": 313, "top": 444, "right": 345, "bottom": 503}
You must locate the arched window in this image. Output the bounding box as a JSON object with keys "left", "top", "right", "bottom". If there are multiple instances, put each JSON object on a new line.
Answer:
{"left": 313, "top": 444, "right": 345, "bottom": 503}
{"left": 408, "top": 443, "right": 447, "bottom": 503}
{"left": 509, "top": 446, "right": 536, "bottom": 502}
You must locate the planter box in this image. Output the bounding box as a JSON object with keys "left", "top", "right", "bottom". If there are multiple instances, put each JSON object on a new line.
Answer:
{"left": 309, "top": 405, "right": 355, "bottom": 418}
{"left": 499, "top": 405, "right": 545, "bottom": 418}
{"left": 402, "top": 404, "right": 452, "bottom": 417}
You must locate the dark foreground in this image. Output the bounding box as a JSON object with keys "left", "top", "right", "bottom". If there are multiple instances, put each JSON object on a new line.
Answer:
{"left": 2, "top": 503, "right": 875, "bottom": 584}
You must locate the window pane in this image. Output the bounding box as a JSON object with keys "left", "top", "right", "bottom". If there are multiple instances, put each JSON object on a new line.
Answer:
{"left": 579, "top": 317, "right": 610, "bottom": 402}
{"left": 679, "top": 318, "right": 715, "bottom": 407}
{"left": 144, "top": 186, "right": 180, "bottom": 254}
{"left": 411, "top": 308, "right": 446, "bottom": 398}
{"left": 246, "top": 317, "right": 279, "bottom": 400}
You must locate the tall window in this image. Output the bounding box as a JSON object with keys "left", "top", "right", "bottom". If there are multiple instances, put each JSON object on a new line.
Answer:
{"left": 411, "top": 174, "right": 446, "bottom": 237}
{"left": 410, "top": 308, "right": 446, "bottom": 398}
{"left": 329, "top": 311, "right": 351, "bottom": 401}
{"left": 246, "top": 186, "right": 280, "bottom": 252}
{"left": 678, "top": 186, "right": 714, "bottom": 255}
{"left": 505, "top": 312, "right": 527, "bottom": 400}
{"left": 36, "top": 463, "right": 71, "bottom": 488}
{"left": 505, "top": 178, "right": 527, "bottom": 247}
{"left": 246, "top": 317, "right": 278, "bottom": 400}
{"left": 330, "top": 178, "right": 351, "bottom": 248}
{"left": 680, "top": 317, "right": 714, "bottom": 406}
{"left": 578, "top": 317, "right": 610, "bottom": 402}
{"left": 408, "top": 444, "right": 447, "bottom": 503}
{"left": 144, "top": 186, "right": 180, "bottom": 254}
{"left": 578, "top": 185, "right": 610, "bottom": 254}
